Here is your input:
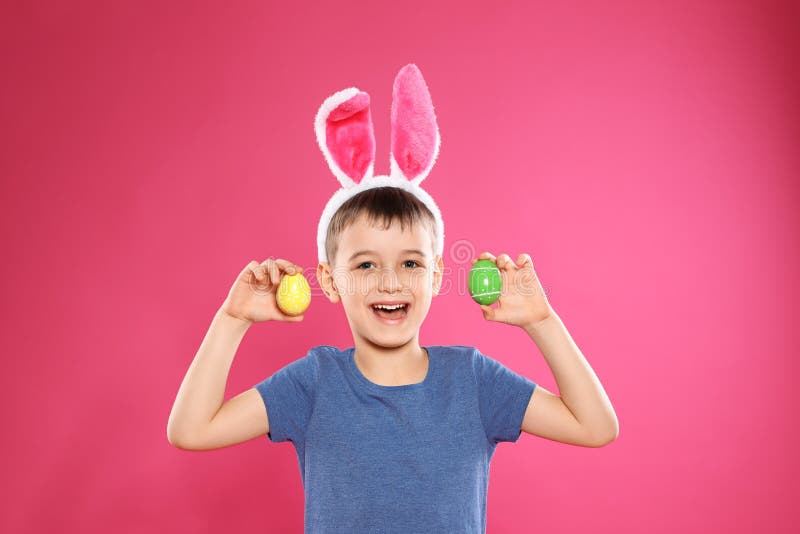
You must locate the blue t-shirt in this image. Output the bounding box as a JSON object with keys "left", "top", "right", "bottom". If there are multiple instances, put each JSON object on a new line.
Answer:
{"left": 253, "top": 344, "right": 537, "bottom": 533}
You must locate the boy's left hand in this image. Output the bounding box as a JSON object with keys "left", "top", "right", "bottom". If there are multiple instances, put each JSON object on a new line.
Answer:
{"left": 471, "top": 252, "right": 553, "bottom": 330}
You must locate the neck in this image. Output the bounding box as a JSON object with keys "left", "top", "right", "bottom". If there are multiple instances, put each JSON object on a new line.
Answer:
{"left": 353, "top": 337, "right": 429, "bottom": 386}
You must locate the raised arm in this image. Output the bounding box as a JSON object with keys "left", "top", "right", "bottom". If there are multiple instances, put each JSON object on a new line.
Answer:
{"left": 167, "top": 308, "right": 254, "bottom": 449}
{"left": 473, "top": 251, "right": 619, "bottom": 447}
{"left": 521, "top": 312, "right": 618, "bottom": 447}
{"left": 167, "top": 258, "right": 305, "bottom": 450}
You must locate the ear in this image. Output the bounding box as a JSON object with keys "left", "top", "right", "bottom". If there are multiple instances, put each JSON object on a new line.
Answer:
{"left": 389, "top": 64, "right": 441, "bottom": 185}
{"left": 317, "top": 262, "right": 341, "bottom": 303}
{"left": 315, "top": 88, "right": 376, "bottom": 188}
{"left": 432, "top": 255, "right": 444, "bottom": 296}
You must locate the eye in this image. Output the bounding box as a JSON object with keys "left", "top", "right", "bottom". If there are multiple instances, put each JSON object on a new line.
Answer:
{"left": 404, "top": 260, "right": 421, "bottom": 268}
{"left": 357, "top": 262, "right": 374, "bottom": 270}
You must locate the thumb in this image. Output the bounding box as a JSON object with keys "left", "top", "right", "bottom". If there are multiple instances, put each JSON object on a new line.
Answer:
{"left": 480, "top": 305, "right": 497, "bottom": 321}
{"left": 283, "top": 312, "right": 305, "bottom": 322}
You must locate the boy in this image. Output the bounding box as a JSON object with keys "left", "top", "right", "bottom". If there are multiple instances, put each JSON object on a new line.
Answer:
{"left": 167, "top": 65, "right": 618, "bottom": 533}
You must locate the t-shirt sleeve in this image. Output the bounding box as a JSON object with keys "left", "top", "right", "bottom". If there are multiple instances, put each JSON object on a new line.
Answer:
{"left": 252, "top": 349, "right": 320, "bottom": 444}
{"left": 471, "top": 347, "right": 537, "bottom": 445}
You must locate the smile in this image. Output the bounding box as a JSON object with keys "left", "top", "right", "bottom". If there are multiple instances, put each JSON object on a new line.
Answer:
{"left": 370, "top": 303, "right": 409, "bottom": 324}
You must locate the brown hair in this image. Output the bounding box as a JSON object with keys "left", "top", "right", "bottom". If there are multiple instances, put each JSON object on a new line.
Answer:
{"left": 325, "top": 187, "right": 438, "bottom": 266}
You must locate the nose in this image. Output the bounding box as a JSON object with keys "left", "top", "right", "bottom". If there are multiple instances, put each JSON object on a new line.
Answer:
{"left": 376, "top": 266, "right": 402, "bottom": 293}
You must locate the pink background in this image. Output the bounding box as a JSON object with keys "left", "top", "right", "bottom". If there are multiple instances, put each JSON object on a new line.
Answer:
{"left": 2, "top": 1, "right": 798, "bottom": 532}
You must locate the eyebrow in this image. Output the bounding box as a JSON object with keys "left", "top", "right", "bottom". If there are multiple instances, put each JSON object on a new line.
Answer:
{"left": 348, "top": 249, "right": 427, "bottom": 262}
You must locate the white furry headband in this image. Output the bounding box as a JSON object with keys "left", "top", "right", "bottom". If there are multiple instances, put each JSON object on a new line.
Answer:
{"left": 314, "top": 63, "right": 444, "bottom": 264}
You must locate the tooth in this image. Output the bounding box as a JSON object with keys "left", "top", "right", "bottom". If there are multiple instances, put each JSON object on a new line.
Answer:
{"left": 373, "top": 304, "right": 405, "bottom": 310}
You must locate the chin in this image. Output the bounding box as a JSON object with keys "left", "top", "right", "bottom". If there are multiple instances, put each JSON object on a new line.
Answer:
{"left": 366, "top": 328, "right": 419, "bottom": 349}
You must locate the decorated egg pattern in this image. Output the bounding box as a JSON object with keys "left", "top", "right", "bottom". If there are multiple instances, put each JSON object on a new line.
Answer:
{"left": 468, "top": 259, "right": 502, "bottom": 305}
{"left": 276, "top": 273, "right": 311, "bottom": 316}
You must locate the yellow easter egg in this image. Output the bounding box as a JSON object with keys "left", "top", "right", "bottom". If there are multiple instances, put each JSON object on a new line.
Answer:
{"left": 276, "top": 272, "right": 311, "bottom": 316}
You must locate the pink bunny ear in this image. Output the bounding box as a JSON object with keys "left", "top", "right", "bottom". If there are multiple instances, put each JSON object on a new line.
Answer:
{"left": 315, "top": 88, "right": 376, "bottom": 187}
{"left": 389, "top": 64, "right": 441, "bottom": 185}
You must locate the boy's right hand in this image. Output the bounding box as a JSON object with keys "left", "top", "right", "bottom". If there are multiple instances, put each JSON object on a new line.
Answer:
{"left": 220, "top": 258, "right": 306, "bottom": 324}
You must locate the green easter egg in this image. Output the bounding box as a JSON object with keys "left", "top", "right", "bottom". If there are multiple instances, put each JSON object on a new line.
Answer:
{"left": 468, "top": 259, "right": 502, "bottom": 305}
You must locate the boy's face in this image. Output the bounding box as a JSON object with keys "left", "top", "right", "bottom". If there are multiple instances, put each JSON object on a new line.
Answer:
{"left": 317, "top": 213, "right": 444, "bottom": 349}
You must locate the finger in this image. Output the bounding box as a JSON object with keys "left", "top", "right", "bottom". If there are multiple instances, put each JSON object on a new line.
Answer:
{"left": 478, "top": 251, "right": 496, "bottom": 262}
{"left": 518, "top": 253, "right": 533, "bottom": 269}
{"left": 262, "top": 259, "right": 281, "bottom": 286}
{"left": 251, "top": 263, "right": 268, "bottom": 283}
{"left": 249, "top": 261, "right": 272, "bottom": 287}
{"left": 245, "top": 260, "right": 264, "bottom": 282}
{"left": 497, "top": 253, "right": 517, "bottom": 271}
{"left": 273, "top": 258, "right": 301, "bottom": 275}
{"left": 494, "top": 304, "right": 507, "bottom": 323}
{"left": 277, "top": 312, "right": 304, "bottom": 322}
{"left": 480, "top": 304, "right": 498, "bottom": 322}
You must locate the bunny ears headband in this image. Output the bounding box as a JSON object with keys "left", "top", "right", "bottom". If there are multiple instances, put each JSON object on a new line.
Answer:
{"left": 315, "top": 63, "right": 445, "bottom": 264}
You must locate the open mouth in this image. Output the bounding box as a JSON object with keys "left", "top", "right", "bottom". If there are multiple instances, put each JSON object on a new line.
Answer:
{"left": 370, "top": 303, "right": 409, "bottom": 323}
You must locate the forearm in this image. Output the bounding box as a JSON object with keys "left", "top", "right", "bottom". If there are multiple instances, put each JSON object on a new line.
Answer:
{"left": 167, "top": 308, "right": 252, "bottom": 443}
{"left": 525, "top": 311, "right": 618, "bottom": 440}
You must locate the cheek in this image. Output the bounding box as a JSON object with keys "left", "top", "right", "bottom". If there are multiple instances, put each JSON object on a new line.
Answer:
{"left": 333, "top": 271, "right": 381, "bottom": 302}
{"left": 406, "top": 269, "right": 432, "bottom": 290}
{"left": 332, "top": 271, "right": 357, "bottom": 295}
